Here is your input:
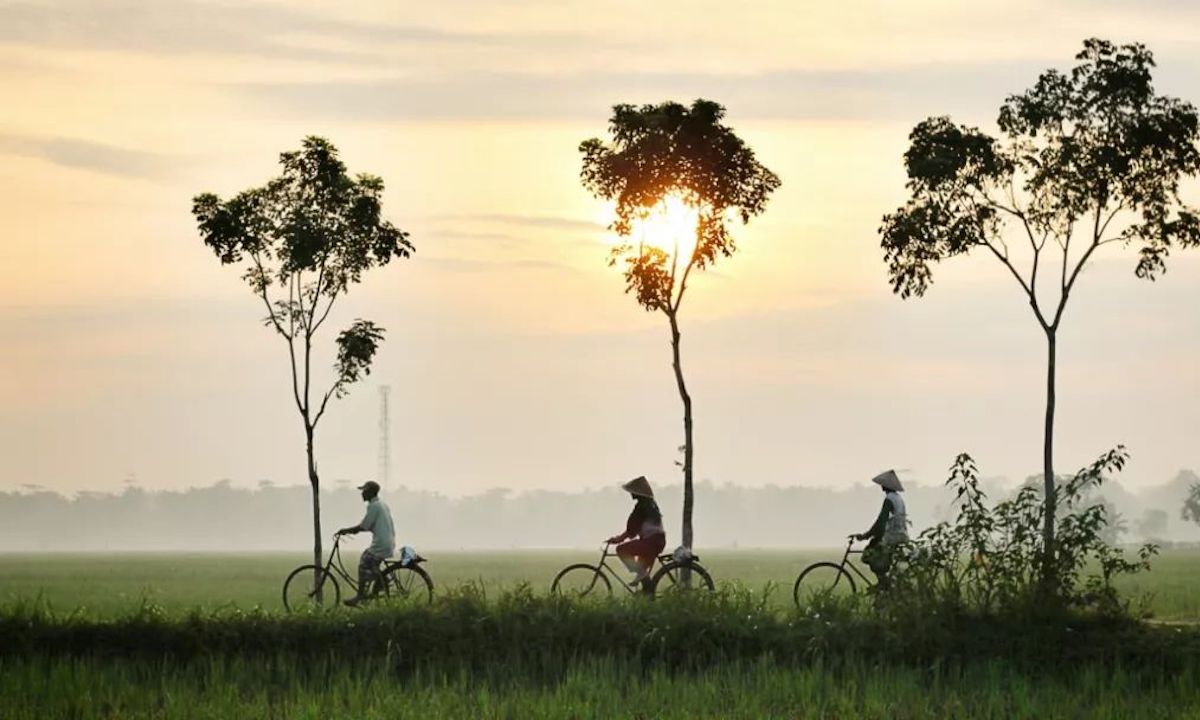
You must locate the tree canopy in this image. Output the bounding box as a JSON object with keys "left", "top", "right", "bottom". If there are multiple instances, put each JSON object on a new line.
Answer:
{"left": 193, "top": 136, "right": 413, "bottom": 416}
{"left": 882, "top": 39, "right": 1200, "bottom": 307}
{"left": 580, "top": 99, "right": 780, "bottom": 314}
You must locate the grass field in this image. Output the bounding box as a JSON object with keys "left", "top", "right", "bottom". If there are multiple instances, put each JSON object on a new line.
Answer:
{"left": 2, "top": 547, "right": 1199, "bottom": 619}
{"left": 5, "top": 549, "right": 1200, "bottom": 718}
{"left": 4, "top": 655, "right": 1198, "bottom": 719}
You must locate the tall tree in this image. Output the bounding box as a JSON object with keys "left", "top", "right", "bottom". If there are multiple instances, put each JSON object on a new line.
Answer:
{"left": 580, "top": 99, "right": 780, "bottom": 550}
{"left": 879, "top": 39, "right": 1200, "bottom": 578}
{"left": 193, "top": 137, "right": 412, "bottom": 590}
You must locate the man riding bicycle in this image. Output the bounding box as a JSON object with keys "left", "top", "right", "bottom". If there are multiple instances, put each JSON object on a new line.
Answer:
{"left": 335, "top": 480, "right": 395, "bottom": 607}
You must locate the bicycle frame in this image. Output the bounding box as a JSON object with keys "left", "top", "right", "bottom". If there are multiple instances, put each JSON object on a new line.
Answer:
{"left": 319, "top": 534, "right": 376, "bottom": 597}
{"left": 592, "top": 542, "right": 658, "bottom": 594}
{"left": 836, "top": 537, "right": 876, "bottom": 589}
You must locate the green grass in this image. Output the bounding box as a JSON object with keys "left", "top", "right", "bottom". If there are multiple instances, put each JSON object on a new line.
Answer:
{"left": 1, "top": 548, "right": 1198, "bottom": 619}
{"left": 2, "top": 655, "right": 1198, "bottom": 719}
{"left": 4, "top": 549, "right": 1200, "bottom": 719}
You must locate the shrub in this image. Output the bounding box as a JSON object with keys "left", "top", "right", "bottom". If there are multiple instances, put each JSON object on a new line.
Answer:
{"left": 887, "top": 447, "right": 1157, "bottom": 620}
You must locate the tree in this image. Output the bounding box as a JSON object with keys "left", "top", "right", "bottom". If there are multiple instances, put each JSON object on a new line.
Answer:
{"left": 1182, "top": 484, "right": 1200, "bottom": 527}
{"left": 193, "top": 137, "right": 412, "bottom": 590}
{"left": 579, "top": 99, "right": 780, "bottom": 550}
{"left": 1136, "top": 508, "right": 1168, "bottom": 542}
{"left": 879, "top": 39, "right": 1200, "bottom": 577}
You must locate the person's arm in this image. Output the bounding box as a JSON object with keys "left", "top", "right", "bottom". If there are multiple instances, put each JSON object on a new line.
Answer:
{"left": 857, "top": 498, "right": 893, "bottom": 541}
{"left": 338, "top": 505, "right": 377, "bottom": 536}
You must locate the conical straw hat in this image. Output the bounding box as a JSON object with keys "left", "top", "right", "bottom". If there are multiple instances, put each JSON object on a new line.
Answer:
{"left": 871, "top": 469, "right": 904, "bottom": 492}
{"left": 622, "top": 476, "right": 654, "bottom": 499}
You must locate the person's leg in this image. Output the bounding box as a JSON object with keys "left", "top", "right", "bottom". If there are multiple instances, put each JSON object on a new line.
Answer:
{"left": 615, "top": 541, "right": 641, "bottom": 573}
{"left": 864, "top": 543, "right": 894, "bottom": 590}
{"left": 356, "top": 550, "right": 382, "bottom": 601}
{"left": 636, "top": 534, "right": 667, "bottom": 584}
{"left": 863, "top": 540, "right": 885, "bottom": 583}
{"left": 617, "top": 538, "right": 655, "bottom": 581}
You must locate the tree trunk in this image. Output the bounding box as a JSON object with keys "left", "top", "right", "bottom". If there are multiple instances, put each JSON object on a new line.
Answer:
{"left": 306, "top": 424, "right": 324, "bottom": 600}
{"left": 1041, "top": 330, "right": 1057, "bottom": 588}
{"left": 667, "top": 312, "right": 694, "bottom": 551}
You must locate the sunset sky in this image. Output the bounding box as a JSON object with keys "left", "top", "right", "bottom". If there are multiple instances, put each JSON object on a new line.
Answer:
{"left": 2, "top": 0, "right": 1199, "bottom": 499}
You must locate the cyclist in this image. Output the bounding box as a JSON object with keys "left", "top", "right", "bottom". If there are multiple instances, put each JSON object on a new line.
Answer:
{"left": 606, "top": 476, "right": 666, "bottom": 589}
{"left": 335, "top": 480, "right": 395, "bottom": 607}
{"left": 854, "top": 469, "right": 909, "bottom": 588}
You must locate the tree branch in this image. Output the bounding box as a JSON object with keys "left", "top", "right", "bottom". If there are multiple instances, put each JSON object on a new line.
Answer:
{"left": 310, "top": 290, "right": 339, "bottom": 335}
{"left": 981, "top": 240, "right": 1050, "bottom": 329}
{"left": 306, "top": 260, "right": 328, "bottom": 339}
{"left": 673, "top": 250, "right": 699, "bottom": 315}
{"left": 312, "top": 383, "right": 339, "bottom": 428}
{"left": 1052, "top": 208, "right": 1107, "bottom": 329}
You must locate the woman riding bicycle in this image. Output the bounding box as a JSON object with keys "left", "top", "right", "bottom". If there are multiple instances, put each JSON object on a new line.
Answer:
{"left": 854, "top": 469, "right": 909, "bottom": 587}
{"left": 606, "top": 476, "right": 666, "bottom": 589}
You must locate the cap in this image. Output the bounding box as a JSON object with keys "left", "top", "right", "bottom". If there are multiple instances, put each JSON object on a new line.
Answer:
{"left": 357, "top": 480, "right": 381, "bottom": 495}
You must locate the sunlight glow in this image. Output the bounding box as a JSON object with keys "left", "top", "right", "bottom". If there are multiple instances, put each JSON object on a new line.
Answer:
{"left": 632, "top": 195, "right": 701, "bottom": 262}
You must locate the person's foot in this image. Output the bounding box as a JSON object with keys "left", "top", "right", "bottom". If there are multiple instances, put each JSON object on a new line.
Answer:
{"left": 631, "top": 568, "right": 650, "bottom": 584}
{"left": 343, "top": 597, "right": 363, "bottom": 608}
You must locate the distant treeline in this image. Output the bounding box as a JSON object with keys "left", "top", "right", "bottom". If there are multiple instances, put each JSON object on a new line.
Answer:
{"left": 2, "top": 472, "right": 1198, "bottom": 552}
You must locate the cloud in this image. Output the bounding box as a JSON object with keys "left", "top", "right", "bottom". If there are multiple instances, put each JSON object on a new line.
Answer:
{"left": 234, "top": 61, "right": 1063, "bottom": 123}
{"left": 0, "top": 0, "right": 615, "bottom": 63}
{"left": 427, "top": 213, "right": 602, "bottom": 232}
{"left": 414, "top": 256, "right": 577, "bottom": 274}
{"left": 0, "top": 132, "right": 177, "bottom": 179}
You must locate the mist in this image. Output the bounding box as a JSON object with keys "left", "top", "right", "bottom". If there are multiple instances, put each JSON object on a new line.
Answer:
{"left": 4, "top": 470, "right": 1197, "bottom": 552}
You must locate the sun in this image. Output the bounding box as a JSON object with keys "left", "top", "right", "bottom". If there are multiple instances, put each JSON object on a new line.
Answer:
{"left": 633, "top": 195, "right": 701, "bottom": 261}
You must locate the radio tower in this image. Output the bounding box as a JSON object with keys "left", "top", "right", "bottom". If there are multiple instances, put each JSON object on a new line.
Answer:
{"left": 377, "top": 385, "right": 391, "bottom": 491}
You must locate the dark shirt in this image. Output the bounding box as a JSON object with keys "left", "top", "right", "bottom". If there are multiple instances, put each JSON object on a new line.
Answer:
{"left": 619, "top": 498, "right": 663, "bottom": 540}
{"left": 862, "top": 497, "right": 895, "bottom": 543}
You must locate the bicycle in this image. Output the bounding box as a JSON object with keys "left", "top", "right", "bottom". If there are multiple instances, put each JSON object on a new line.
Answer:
{"left": 792, "top": 535, "right": 876, "bottom": 607}
{"left": 551, "top": 541, "right": 715, "bottom": 598}
{"left": 282, "top": 534, "right": 434, "bottom": 611}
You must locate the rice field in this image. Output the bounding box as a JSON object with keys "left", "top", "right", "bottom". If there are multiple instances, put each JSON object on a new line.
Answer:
{"left": 2, "top": 548, "right": 1199, "bottom": 619}
{"left": 4, "top": 549, "right": 1199, "bottom": 718}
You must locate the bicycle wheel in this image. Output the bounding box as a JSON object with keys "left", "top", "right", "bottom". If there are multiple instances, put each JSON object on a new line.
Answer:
{"left": 551, "top": 564, "right": 612, "bottom": 597}
{"left": 650, "top": 561, "right": 715, "bottom": 597}
{"left": 792, "top": 562, "right": 857, "bottom": 608}
{"left": 282, "top": 565, "right": 341, "bottom": 611}
{"left": 379, "top": 564, "right": 435, "bottom": 604}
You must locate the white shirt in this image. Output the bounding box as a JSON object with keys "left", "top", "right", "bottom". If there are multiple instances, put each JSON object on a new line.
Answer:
{"left": 360, "top": 498, "right": 395, "bottom": 557}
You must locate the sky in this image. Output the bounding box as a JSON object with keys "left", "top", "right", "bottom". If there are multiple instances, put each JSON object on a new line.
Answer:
{"left": 2, "top": 0, "right": 1199, "bottom": 500}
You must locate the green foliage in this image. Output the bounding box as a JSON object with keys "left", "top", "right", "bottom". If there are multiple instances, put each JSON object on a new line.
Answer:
{"left": 3, "top": 584, "right": 1198, "bottom": 672}
{"left": 191, "top": 136, "right": 411, "bottom": 414}
{"left": 6, "top": 654, "right": 1200, "bottom": 719}
{"left": 334, "top": 319, "right": 385, "bottom": 397}
{"left": 881, "top": 38, "right": 1200, "bottom": 300}
{"left": 889, "top": 448, "right": 1157, "bottom": 619}
{"left": 579, "top": 99, "right": 780, "bottom": 315}
{"left": 193, "top": 136, "right": 412, "bottom": 294}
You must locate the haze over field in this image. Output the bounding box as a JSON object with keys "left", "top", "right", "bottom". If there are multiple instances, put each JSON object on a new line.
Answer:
{"left": 2, "top": 0, "right": 1200, "bottom": 502}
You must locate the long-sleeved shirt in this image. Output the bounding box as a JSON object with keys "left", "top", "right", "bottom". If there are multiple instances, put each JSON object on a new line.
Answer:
{"left": 614, "top": 498, "right": 666, "bottom": 541}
